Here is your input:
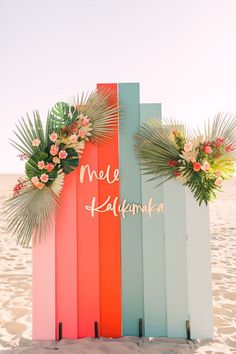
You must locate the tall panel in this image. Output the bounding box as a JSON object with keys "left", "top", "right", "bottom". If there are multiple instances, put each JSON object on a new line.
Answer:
{"left": 97, "top": 83, "right": 121, "bottom": 337}
{"left": 163, "top": 180, "right": 189, "bottom": 337}
{"left": 77, "top": 143, "right": 100, "bottom": 337}
{"left": 32, "top": 220, "right": 55, "bottom": 340}
{"left": 119, "top": 83, "right": 144, "bottom": 336}
{"left": 140, "top": 104, "right": 167, "bottom": 337}
{"left": 185, "top": 188, "right": 213, "bottom": 339}
{"left": 55, "top": 171, "right": 78, "bottom": 339}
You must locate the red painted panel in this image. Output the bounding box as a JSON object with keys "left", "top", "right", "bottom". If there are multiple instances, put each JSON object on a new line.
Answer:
{"left": 55, "top": 171, "right": 78, "bottom": 339}
{"left": 97, "top": 83, "right": 121, "bottom": 337}
{"left": 77, "top": 143, "right": 100, "bottom": 337}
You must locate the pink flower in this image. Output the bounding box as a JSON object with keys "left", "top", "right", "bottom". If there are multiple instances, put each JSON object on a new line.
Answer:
{"left": 31, "top": 176, "right": 39, "bottom": 185}
{"left": 38, "top": 161, "right": 45, "bottom": 170}
{"left": 188, "top": 156, "right": 196, "bottom": 163}
{"left": 69, "top": 134, "right": 78, "bottom": 144}
{"left": 78, "top": 129, "right": 86, "bottom": 138}
{"left": 203, "top": 145, "right": 212, "bottom": 154}
{"left": 215, "top": 177, "right": 223, "bottom": 187}
{"left": 59, "top": 150, "right": 68, "bottom": 159}
{"left": 49, "top": 132, "right": 58, "bottom": 142}
{"left": 225, "top": 144, "right": 234, "bottom": 152}
{"left": 36, "top": 182, "right": 45, "bottom": 190}
{"left": 81, "top": 116, "right": 90, "bottom": 126}
{"left": 184, "top": 142, "right": 193, "bottom": 152}
{"left": 40, "top": 174, "right": 49, "bottom": 183}
{"left": 32, "top": 138, "right": 41, "bottom": 147}
{"left": 45, "top": 163, "right": 54, "bottom": 173}
{"left": 53, "top": 157, "right": 60, "bottom": 164}
{"left": 168, "top": 160, "right": 177, "bottom": 167}
{"left": 193, "top": 162, "right": 201, "bottom": 172}
{"left": 50, "top": 144, "right": 59, "bottom": 156}
{"left": 201, "top": 161, "right": 210, "bottom": 172}
{"left": 214, "top": 170, "right": 221, "bottom": 178}
{"left": 173, "top": 171, "right": 181, "bottom": 177}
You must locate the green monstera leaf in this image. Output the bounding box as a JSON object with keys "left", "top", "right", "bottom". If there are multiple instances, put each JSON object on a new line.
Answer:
{"left": 60, "top": 148, "right": 79, "bottom": 174}
{"left": 25, "top": 151, "right": 48, "bottom": 180}
{"left": 45, "top": 102, "right": 77, "bottom": 142}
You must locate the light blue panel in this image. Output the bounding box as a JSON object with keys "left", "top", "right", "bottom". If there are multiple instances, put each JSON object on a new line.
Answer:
{"left": 119, "top": 83, "right": 144, "bottom": 336}
{"left": 140, "top": 104, "right": 167, "bottom": 337}
{"left": 163, "top": 180, "right": 189, "bottom": 337}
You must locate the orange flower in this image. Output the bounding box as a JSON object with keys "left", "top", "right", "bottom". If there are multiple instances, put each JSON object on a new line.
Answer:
{"left": 193, "top": 162, "right": 201, "bottom": 172}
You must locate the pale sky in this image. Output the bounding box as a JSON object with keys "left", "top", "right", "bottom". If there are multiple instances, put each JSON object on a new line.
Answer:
{"left": 0, "top": 0, "right": 236, "bottom": 173}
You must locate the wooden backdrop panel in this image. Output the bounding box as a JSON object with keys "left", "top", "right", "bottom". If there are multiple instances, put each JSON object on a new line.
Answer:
{"left": 77, "top": 143, "right": 100, "bottom": 337}
{"left": 119, "top": 83, "right": 144, "bottom": 336}
{"left": 97, "top": 83, "right": 121, "bottom": 337}
{"left": 140, "top": 103, "right": 167, "bottom": 337}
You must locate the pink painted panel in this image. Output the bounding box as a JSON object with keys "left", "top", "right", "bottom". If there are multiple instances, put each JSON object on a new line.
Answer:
{"left": 77, "top": 143, "right": 100, "bottom": 337}
{"left": 55, "top": 170, "right": 78, "bottom": 339}
{"left": 32, "top": 218, "right": 56, "bottom": 340}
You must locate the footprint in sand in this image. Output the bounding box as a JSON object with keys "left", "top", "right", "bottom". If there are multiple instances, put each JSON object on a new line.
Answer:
{"left": 4, "top": 322, "right": 27, "bottom": 335}
{"left": 223, "top": 292, "right": 236, "bottom": 301}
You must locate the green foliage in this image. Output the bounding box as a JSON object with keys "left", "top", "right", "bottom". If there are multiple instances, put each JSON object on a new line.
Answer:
{"left": 136, "top": 114, "right": 236, "bottom": 205}
{"left": 2, "top": 187, "right": 57, "bottom": 247}
{"left": 60, "top": 147, "right": 79, "bottom": 174}
{"left": 10, "top": 111, "right": 46, "bottom": 156}
{"left": 71, "top": 88, "right": 121, "bottom": 142}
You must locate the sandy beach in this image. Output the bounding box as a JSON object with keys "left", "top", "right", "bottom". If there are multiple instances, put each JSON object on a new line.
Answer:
{"left": 0, "top": 174, "right": 235, "bottom": 353}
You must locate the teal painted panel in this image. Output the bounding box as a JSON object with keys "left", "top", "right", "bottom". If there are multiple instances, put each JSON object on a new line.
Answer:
{"left": 140, "top": 104, "right": 167, "bottom": 337}
{"left": 119, "top": 83, "right": 144, "bottom": 336}
{"left": 163, "top": 180, "right": 189, "bottom": 337}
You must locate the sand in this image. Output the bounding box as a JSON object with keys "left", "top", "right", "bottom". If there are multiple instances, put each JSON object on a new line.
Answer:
{"left": 0, "top": 174, "right": 235, "bottom": 353}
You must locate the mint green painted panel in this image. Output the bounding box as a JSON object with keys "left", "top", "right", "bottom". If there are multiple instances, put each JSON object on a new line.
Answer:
{"left": 163, "top": 180, "right": 189, "bottom": 337}
{"left": 140, "top": 104, "right": 167, "bottom": 337}
{"left": 119, "top": 83, "right": 144, "bottom": 336}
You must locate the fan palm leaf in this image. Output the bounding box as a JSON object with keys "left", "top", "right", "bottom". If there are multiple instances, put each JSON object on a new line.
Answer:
{"left": 2, "top": 187, "right": 57, "bottom": 247}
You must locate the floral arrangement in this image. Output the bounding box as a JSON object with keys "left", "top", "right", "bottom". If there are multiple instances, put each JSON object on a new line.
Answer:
{"left": 135, "top": 113, "right": 236, "bottom": 205}
{"left": 3, "top": 89, "right": 119, "bottom": 246}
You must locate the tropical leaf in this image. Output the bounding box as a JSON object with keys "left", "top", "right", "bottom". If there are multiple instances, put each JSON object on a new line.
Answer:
{"left": 25, "top": 151, "right": 48, "bottom": 180}
{"left": 71, "top": 88, "right": 120, "bottom": 142}
{"left": 45, "top": 102, "right": 72, "bottom": 142}
{"left": 135, "top": 118, "right": 184, "bottom": 180}
{"left": 2, "top": 187, "right": 57, "bottom": 247}
{"left": 60, "top": 148, "right": 79, "bottom": 174}
{"left": 11, "top": 112, "right": 46, "bottom": 155}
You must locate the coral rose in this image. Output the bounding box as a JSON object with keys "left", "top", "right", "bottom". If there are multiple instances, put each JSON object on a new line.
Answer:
{"left": 215, "top": 177, "right": 223, "bottom": 187}
{"left": 36, "top": 182, "right": 45, "bottom": 190}
{"left": 193, "top": 162, "right": 201, "bottom": 172}
{"left": 69, "top": 134, "right": 78, "bottom": 144}
{"left": 203, "top": 145, "right": 212, "bottom": 154}
{"left": 50, "top": 144, "right": 59, "bottom": 156}
{"left": 45, "top": 163, "right": 54, "bottom": 173}
{"left": 49, "top": 132, "right": 57, "bottom": 142}
{"left": 31, "top": 176, "right": 39, "bottom": 185}
{"left": 32, "top": 139, "right": 41, "bottom": 147}
{"left": 40, "top": 174, "right": 49, "bottom": 183}
{"left": 53, "top": 157, "right": 60, "bottom": 164}
{"left": 59, "top": 150, "right": 68, "bottom": 159}
{"left": 214, "top": 170, "right": 221, "bottom": 178}
{"left": 201, "top": 161, "right": 210, "bottom": 172}
{"left": 38, "top": 161, "right": 45, "bottom": 170}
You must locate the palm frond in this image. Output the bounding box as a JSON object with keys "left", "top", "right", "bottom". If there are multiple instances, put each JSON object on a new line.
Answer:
{"left": 11, "top": 112, "right": 46, "bottom": 155}
{"left": 135, "top": 118, "right": 184, "bottom": 179}
{"left": 2, "top": 187, "right": 57, "bottom": 247}
{"left": 71, "top": 88, "right": 120, "bottom": 142}
{"left": 204, "top": 112, "right": 236, "bottom": 159}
